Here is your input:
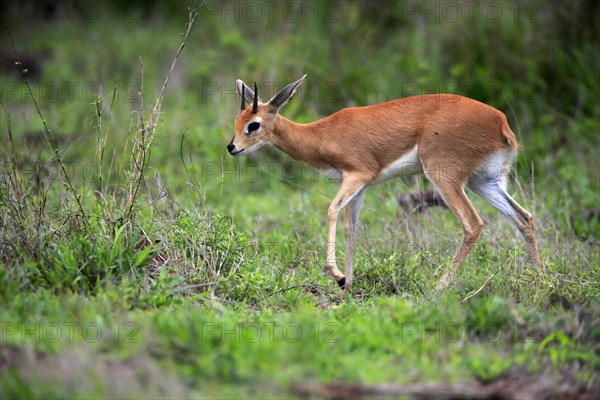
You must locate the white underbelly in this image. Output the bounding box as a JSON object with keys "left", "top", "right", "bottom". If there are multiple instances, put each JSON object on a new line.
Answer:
{"left": 319, "top": 168, "right": 343, "bottom": 182}
{"left": 317, "top": 146, "right": 422, "bottom": 184}
{"left": 371, "top": 146, "right": 423, "bottom": 185}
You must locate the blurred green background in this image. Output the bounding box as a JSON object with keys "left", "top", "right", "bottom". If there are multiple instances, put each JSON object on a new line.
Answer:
{"left": 1, "top": 0, "right": 598, "bottom": 237}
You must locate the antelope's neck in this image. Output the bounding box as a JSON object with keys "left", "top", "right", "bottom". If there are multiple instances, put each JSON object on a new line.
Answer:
{"left": 271, "top": 115, "right": 327, "bottom": 168}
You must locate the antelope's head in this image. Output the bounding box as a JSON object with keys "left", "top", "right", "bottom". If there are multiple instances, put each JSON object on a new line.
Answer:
{"left": 227, "top": 75, "right": 306, "bottom": 156}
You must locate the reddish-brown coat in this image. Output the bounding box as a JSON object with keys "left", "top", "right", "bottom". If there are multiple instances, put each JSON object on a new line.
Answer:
{"left": 235, "top": 94, "right": 517, "bottom": 183}
{"left": 229, "top": 80, "right": 542, "bottom": 294}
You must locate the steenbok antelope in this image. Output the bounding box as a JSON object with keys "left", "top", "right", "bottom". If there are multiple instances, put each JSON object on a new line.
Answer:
{"left": 227, "top": 75, "right": 543, "bottom": 293}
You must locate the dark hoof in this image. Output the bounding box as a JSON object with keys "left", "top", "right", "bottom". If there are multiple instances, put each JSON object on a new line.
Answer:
{"left": 337, "top": 277, "right": 345, "bottom": 289}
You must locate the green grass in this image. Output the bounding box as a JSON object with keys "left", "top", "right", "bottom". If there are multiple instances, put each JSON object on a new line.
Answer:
{"left": 1, "top": 1, "right": 599, "bottom": 398}
{"left": 1, "top": 291, "right": 598, "bottom": 398}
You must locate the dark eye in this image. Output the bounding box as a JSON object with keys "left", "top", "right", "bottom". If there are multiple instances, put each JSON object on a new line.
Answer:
{"left": 247, "top": 122, "right": 261, "bottom": 133}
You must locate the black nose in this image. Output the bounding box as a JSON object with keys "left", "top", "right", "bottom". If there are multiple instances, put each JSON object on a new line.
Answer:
{"left": 227, "top": 143, "right": 235, "bottom": 153}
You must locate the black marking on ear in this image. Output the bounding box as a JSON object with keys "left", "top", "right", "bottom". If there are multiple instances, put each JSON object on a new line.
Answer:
{"left": 337, "top": 277, "right": 345, "bottom": 289}
{"left": 268, "top": 76, "right": 305, "bottom": 112}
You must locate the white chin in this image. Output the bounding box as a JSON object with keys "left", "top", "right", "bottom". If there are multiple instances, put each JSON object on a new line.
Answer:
{"left": 243, "top": 142, "right": 266, "bottom": 154}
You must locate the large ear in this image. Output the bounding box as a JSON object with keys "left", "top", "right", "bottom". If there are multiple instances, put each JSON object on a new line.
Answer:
{"left": 236, "top": 79, "right": 262, "bottom": 106}
{"left": 267, "top": 74, "right": 306, "bottom": 113}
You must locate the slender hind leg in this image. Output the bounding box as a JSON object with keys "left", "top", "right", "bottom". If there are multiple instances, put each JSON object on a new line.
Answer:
{"left": 469, "top": 177, "right": 543, "bottom": 268}
{"left": 428, "top": 179, "right": 484, "bottom": 290}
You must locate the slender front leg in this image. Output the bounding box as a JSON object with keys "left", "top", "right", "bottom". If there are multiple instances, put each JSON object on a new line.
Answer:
{"left": 326, "top": 176, "right": 367, "bottom": 292}
{"left": 343, "top": 189, "right": 365, "bottom": 293}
